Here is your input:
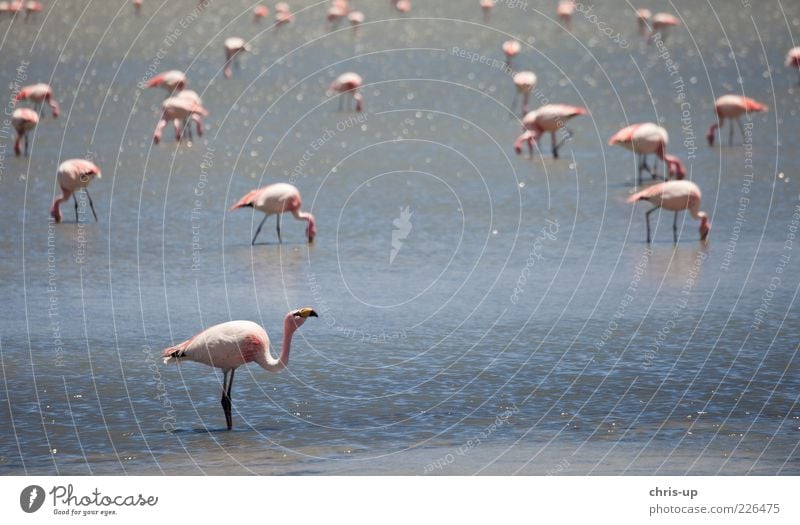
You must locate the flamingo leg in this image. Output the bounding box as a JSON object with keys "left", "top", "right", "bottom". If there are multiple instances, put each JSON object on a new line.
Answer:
{"left": 522, "top": 92, "right": 529, "bottom": 115}
{"left": 24, "top": 132, "right": 29, "bottom": 157}
{"left": 553, "top": 127, "right": 574, "bottom": 158}
{"left": 673, "top": 211, "right": 679, "bottom": 244}
{"left": 735, "top": 117, "right": 746, "bottom": 144}
{"left": 73, "top": 194, "right": 80, "bottom": 223}
{"left": 221, "top": 369, "right": 233, "bottom": 430}
{"left": 510, "top": 91, "right": 518, "bottom": 113}
{"left": 728, "top": 118, "right": 734, "bottom": 146}
{"left": 645, "top": 206, "right": 659, "bottom": 244}
{"left": 252, "top": 214, "right": 269, "bottom": 245}
{"left": 276, "top": 213, "right": 282, "bottom": 243}
{"left": 85, "top": 189, "right": 98, "bottom": 222}
{"left": 551, "top": 131, "right": 559, "bottom": 158}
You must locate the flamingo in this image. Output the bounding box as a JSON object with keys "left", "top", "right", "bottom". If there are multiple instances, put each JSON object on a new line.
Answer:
{"left": 636, "top": 8, "right": 652, "bottom": 36}
{"left": 511, "top": 70, "right": 537, "bottom": 116}
{"left": 327, "top": 0, "right": 349, "bottom": 29}
{"left": 23, "top": 0, "right": 41, "bottom": 20}
{"left": 230, "top": 183, "right": 317, "bottom": 244}
{"left": 628, "top": 180, "right": 710, "bottom": 244}
{"left": 785, "top": 47, "right": 800, "bottom": 85}
{"left": 132, "top": 0, "right": 142, "bottom": 15}
{"left": 162, "top": 309, "right": 318, "bottom": 430}
{"left": 609, "top": 122, "right": 686, "bottom": 183}
{"left": 514, "top": 104, "right": 588, "bottom": 159}
{"left": 557, "top": 1, "right": 575, "bottom": 30}
{"left": 502, "top": 39, "right": 521, "bottom": 68}
{"left": 50, "top": 159, "right": 102, "bottom": 223}
{"left": 16, "top": 83, "right": 59, "bottom": 117}
{"left": 706, "top": 95, "right": 767, "bottom": 146}
{"left": 252, "top": 4, "right": 268, "bottom": 22}
{"left": 153, "top": 95, "right": 208, "bottom": 144}
{"left": 348, "top": 10, "right": 364, "bottom": 28}
{"left": 223, "top": 37, "right": 250, "bottom": 79}
{"left": 393, "top": 0, "right": 411, "bottom": 14}
{"left": 648, "top": 12, "right": 679, "bottom": 43}
{"left": 174, "top": 90, "right": 204, "bottom": 139}
{"left": 480, "top": 0, "right": 493, "bottom": 22}
{"left": 328, "top": 72, "right": 364, "bottom": 112}
{"left": 0, "top": 2, "right": 9, "bottom": 15}
{"left": 275, "top": 2, "right": 293, "bottom": 27}
{"left": 144, "top": 70, "right": 186, "bottom": 94}
{"left": 12, "top": 107, "right": 38, "bottom": 157}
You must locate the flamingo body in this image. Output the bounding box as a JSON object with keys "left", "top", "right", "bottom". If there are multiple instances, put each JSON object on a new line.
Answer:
{"left": 515, "top": 104, "right": 588, "bottom": 158}
{"left": 145, "top": 70, "right": 186, "bottom": 93}
{"left": 154, "top": 96, "right": 208, "bottom": 143}
{"left": 230, "top": 183, "right": 317, "bottom": 244}
{"left": 50, "top": 159, "right": 102, "bottom": 223}
{"left": 329, "top": 72, "right": 363, "bottom": 112}
{"left": 628, "top": 180, "right": 710, "bottom": 243}
{"left": 12, "top": 107, "right": 38, "bottom": 156}
{"left": 16, "top": 83, "right": 59, "bottom": 117}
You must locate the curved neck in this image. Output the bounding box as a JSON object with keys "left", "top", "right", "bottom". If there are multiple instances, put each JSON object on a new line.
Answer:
{"left": 259, "top": 314, "right": 297, "bottom": 373}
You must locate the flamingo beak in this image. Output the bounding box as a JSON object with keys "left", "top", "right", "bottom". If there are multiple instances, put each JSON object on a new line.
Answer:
{"left": 294, "top": 308, "right": 318, "bottom": 318}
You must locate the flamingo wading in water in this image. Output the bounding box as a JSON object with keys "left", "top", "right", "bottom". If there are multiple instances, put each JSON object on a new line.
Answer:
{"left": 50, "top": 159, "right": 102, "bottom": 223}
{"left": 162, "top": 309, "right": 318, "bottom": 430}
{"left": 511, "top": 71, "right": 537, "bottom": 116}
{"left": 144, "top": 70, "right": 186, "bottom": 95}
{"left": 230, "top": 183, "right": 317, "bottom": 244}
{"left": 153, "top": 95, "right": 208, "bottom": 144}
{"left": 223, "top": 37, "right": 250, "bottom": 79}
{"left": 16, "top": 83, "right": 60, "bottom": 117}
{"left": 329, "top": 72, "right": 363, "bottom": 112}
{"left": 628, "top": 180, "right": 710, "bottom": 243}
{"left": 12, "top": 107, "right": 37, "bottom": 157}
{"left": 706, "top": 95, "right": 767, "bottom": 146}
{"left": 786, "top": 47, "right": 800, "bottom": 85}
{"left": 609, "top": 122, "right": 686, "bottom": 184}
{"left": 514, "top": 104, "right": 588, "bottom": 159}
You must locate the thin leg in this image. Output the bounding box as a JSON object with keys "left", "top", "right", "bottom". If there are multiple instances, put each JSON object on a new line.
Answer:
{"left": 24, "top": 133, "right": 29, "bottom": 157}
{"left": 276, "top": 213, "right": 282, "bottom": 243}
{"left": 226, "top": 368, "right": 235, "bottom": 430}
{"left": 645, "top": 206, "right": 658, "bottom": 244}
{"left": 551, "top": 131, "right": 559, "bottom": 158}
{"left": 673, "top": 211, "right": 678, "bottom": 244}
{"left": 510, "top": 91, "right": 518, "bottom": 113}
{"left": 252, "top": 214, "right": 269, "bottom": 245}
{"left": 73, "top": 195, "right": 79, "bottom": 223}
{"left": 554, "top": 127, "right": 574, "bottom": 151}
{"left": 220, "top": 370, "right": 233, "bottom": 430}
{"left": 85, "top": 189, "right": 98, "bottom": 222}
{"left": 527, "top": 136, "right": 534, "bottom": 159}
{"left": 728, "top": 119, "right": 734, "bottom": 146}
{"left": 735, "top": 117, "right": 746, "bottom": 143}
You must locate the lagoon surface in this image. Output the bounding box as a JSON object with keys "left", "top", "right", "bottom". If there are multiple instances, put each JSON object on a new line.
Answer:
{"left": 1, "top": 0, "right": 799, "bottom": 475}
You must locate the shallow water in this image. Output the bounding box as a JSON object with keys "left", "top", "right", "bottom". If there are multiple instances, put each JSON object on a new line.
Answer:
{"left": 1, "top": 0, "right": 799, "bottom": 475}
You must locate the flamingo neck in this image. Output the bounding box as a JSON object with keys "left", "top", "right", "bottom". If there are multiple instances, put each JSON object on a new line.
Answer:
{"left": 294, "top": 210, "right": 316, "bottom": 241}
{"left": 260, "top": 314, "right": 297, "bottom": 373}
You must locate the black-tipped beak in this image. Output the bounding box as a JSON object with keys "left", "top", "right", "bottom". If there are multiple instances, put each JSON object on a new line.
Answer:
{"left": 309, "top": 310, "right": 318, "bottom": 317}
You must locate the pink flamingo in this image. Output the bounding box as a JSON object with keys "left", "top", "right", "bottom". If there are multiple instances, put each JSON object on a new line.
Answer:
{"left": 393, "top": 0, "right": 411, "bottom": 14}
{"left": 12, "top": 107, "right": 37, "bottom": 157}
{"left": 223, "top": 37, "right": 250, "bottom": 79}
{"left": 480, "top": 0, "right": 493, "bottom": 22}
{"left": 514, "top": 104, "right": 588, "bottom": 159}
{"left": 628, "top": 180, "right": 710, "bottom": 243}
{"left": 636, "top": 8, "right": 652, "bottom": 36}
{"left": 275, "top": 2, "right": 293, "bottom": 27}
{"left": 50, "top": 159, "right": 102, "bottom": 223}
{"left": 502, "top": 39, "right": 521, "bottom": 68}
{"left": 0, "top": 2, "right": 9, "bottom": 15}
{"left": 253, "top": 4, "right": 268, "bottom": 22}
{"left": 174, "top": 90, "right": 205, "bottom": 139}
{"left": 23, "top": 0, "right": 41, "bottom": 21}
{"left": 132, "top": 0, "right": 142, "bottom": 16}
{"left": 153, "top": 96, "right": 208, "bottom": 144}
{"left": 348, "top": 10, "right": 364, "bottom": 28}
{"left": 648, "top": 12, "right": 679, "bottom": 43}
{"left": 706, "top": 95, "right": 767, "bottom": 146}
{"left": 609, "top": 122, "right": 686, "bottom": 183}
{"left": 327, "top": 0, "right": 349, "bottom": 29}
{"left": 785, "top": 47, "right": 800, "bottom": 85}
{"left": 511, "top": 70, "right": 537, "bottom": 116}
{"left": 230, "top": 183, "right": 317, "bottom": 244}
{"left": 144, "top": 70, "right": 186, "bottom": 94}
{"left": 557, "top": 1, "right": 575, "bottom": 30}
{"left": 329, "top": 72, "right": 363, "bottom": 112}
{"left": 162, "top": 309, "right": 318, "bottom": 430}
{"left": 16, "top": 83, "right": 59, "bottom": 117}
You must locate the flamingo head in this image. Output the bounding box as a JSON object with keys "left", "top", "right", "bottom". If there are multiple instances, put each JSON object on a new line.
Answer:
{"left": 288, "top": 307, "right": 318, "bottom": 330}
{"left": 665, "top": 154, "right": 686, "bottom": 180}
{"left": 306, "top": 213, "right": 317, "bottom": 243}
{"left": 50, "top": 199, "right": 62, "bottom": 223}
{"left": 699, "top": 213, "right": 711, "bottom": 241}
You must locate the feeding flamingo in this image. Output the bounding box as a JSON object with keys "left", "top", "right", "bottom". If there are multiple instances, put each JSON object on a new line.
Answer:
{"left": 706, "top": 95, "right": 767, "bottom": 146}
{"left": 252, "top": 4, "right": 268, "bottom": 22}
{"left": 511, "top": 70, "right": 537, "bottom": 116}
{"left": 502, "top": 39, "right": 521, "bottom": 68}
{"left": 327, "top": 0, "right": 349, "bottom": 29}
{"left": 223, "top": 37, "right": 250, "bottom": 79}
{"left": 50, "top": 159, "right": 102, "bottom": 223}
{"left": 23, "top": 0, "right": 41, "bottom": 20}
{"left": 162, "top": 309, "right": 318, "bottom": 430}
{"left": 480, "top": 0, "right": 493, "bottom": 22}
{"left": 609, "top": 122, "right": 686, "bottom": 184}
{"left": 557, "top": 1, "right": 575, "bottom": 30}
{"left": 230, "top": 183, "right": 317, "bottom": 245}
{"left": 173, "top": 90, "right": 205, "bottom": 139}
{"left": 648, "top": 12, "right": 679, "bottom": 43}
{"left": 144, "top": 70, "right": 186, "bottom": 94}
{"left": 12, "top": 107, "right": 38, "bottom": 157}
{"left": 514, "top": 104, "right": 588, "bottom": 159}
{"left": 328, "top": 72, "right": 363, "bottom": 112}
{"left": 153, "top": 95, "right": 208, "bottom": 144}
{"left": 636, "top": 8, "right": 652, "bottom": 36}
{"left": 628, "top": 180, "right": 710, "bottom": 244}
{"left": 16, "top": 83, "right": 59, "bottom": 117}
{"left": 786, "top": 47, "right": 800, "bottom": 85}
{"left": 275, "top": 2, "right": 293, "bottom": 26}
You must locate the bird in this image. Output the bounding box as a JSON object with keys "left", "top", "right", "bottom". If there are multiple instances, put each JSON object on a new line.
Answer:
{"left": 511, "top": 70, "right": 537, "bottom": 116}
{"left": 393, "top": 0, "right": 411, "bottom": 13}
{"left": 609, "top": 122, "right": 686, "bottom": 184}
{"left": 502, "top": 39, "right": 521, "bottom": 68}
{"left": 50, "top": 159, "right": 102, "bottom": 223}
{"left": 252, "top": 4, "right": 268, "bottom": 22}
{"left": 16, "top": 83, "right": 60, "bottom": 117}
{"left": 132, "top": 0, "right": 142, "bottom": 16}
{"left": 174, "top": 90, "right": 205, "bottom": 139}
{"left": 514, "top": 104, "right": 588, "bottom": 159}
{"left": 275, "top": 2, "right": 293, "bottom": 27}
{"left": 628, "top": 180, "right": 710, "bottom": 244}
{"left": 230, "top": 183, "right": 317, "bottom": 245}
{"left": 162, "top": 308, "right": 318, "bottom": 430}
{"left": 480, "top": 0, "right": 493, "bottom": 22}
{"left": 23, "top": 0, "right": 41, "bottom": 21}
{"left": 648, "top": 12, "right": 679, "bottom": 43}
{"left": 153, "top": 95, "right": 208, "bottom": 144}
{"left": 706, "top": 95, "right": 767, "bottom": 146}
{"left": 327, "top": 0, "right": 349, "bottom": 29}
{"left": 557, "top": 1, "right": 575, "bottom": 30}
{"left": 348, "top": 10, "right": 364, "bottom": 28}
{"left": 636, "top": 8, "right": 652, "bottom": 36}
{"left": 785, "top": 47, "right": 800, "bottom": 85}
{"left": 328, "top": 72, "right": 364, "bottom": 112}
{"left": 223, "top": 37, "right": 250, "bottom": 79}
{"left": 144, "top": 70, "right": 186, "bottom": 94}
{"left": 12, "top": 107, "right": 38, "bottom": 157}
